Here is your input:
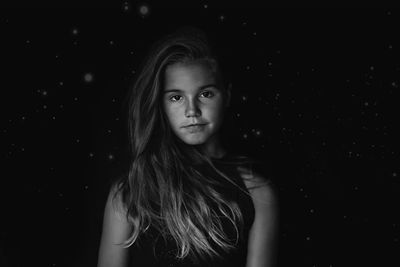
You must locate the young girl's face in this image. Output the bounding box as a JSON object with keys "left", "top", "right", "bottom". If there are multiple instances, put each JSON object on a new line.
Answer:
{"left": 163, "top": 60, "right": 229, "bottom": 147}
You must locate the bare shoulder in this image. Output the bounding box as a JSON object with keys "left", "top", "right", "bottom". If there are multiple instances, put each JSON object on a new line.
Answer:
{"left": 237, "top": 165, "right": 279, "bottom": 207}
{"left": 97, "top": 183, "right": 132, "bottom": 267}
{"left": 234, "top": 158, "right": 280, "bottom": 266}
{"left": 107, "top": 183, "right": 127, "bottom": 218}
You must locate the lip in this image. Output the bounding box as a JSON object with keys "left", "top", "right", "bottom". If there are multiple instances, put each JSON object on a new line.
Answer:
{"left": 183, "top": 123, "right": 206, "bottom": 128}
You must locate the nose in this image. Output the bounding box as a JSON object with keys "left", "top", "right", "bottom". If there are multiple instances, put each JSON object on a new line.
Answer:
{"left": 185, "top": 98, "right": 201, "bottom": 117}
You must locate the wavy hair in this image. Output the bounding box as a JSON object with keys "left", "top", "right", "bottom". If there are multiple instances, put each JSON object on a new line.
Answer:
{"left": 113, "top": 26, "right": 257, "bottom": 264}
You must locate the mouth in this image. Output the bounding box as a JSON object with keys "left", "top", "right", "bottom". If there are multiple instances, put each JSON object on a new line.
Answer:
{"left": 183, "top": 123, "right": 207, "bottom": 128}
{"left": 183, "top": 124, "right": 206, "bottom": 133}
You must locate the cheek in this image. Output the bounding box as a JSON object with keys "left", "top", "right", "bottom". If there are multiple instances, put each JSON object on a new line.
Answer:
{"left": 164, "top": 105, "right": 181, "bottom": 127}
{"left": 208, "top": 101, "right": 224, "bottom": 120}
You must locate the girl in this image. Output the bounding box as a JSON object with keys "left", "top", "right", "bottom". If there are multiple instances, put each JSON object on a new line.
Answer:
{"left": 97, "top": 26, "right": 279, "bottom": 267}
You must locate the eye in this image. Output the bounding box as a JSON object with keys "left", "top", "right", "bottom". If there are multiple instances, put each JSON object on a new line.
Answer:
{"left": 200, "top": 91, "right": 214, "bottom": 98}
{"left": 169, "top": 95, "right": 182, "bottom": 102}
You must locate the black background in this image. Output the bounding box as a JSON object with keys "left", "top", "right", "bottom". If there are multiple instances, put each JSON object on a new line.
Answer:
{"left": 1, "top": 4, "right": 399, "bottom": 267}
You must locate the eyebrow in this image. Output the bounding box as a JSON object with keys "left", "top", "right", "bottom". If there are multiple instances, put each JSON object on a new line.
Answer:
{"left": 163, "top": 84, "right": 218, "bottom": 94}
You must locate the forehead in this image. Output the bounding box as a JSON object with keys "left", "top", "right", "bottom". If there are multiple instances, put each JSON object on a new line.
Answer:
{"left": 164, "top": 61, "right": 217, "bottom": 90}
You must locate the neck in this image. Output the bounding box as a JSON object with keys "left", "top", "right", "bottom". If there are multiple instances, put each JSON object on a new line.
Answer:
{"left": 198, "top": 133, "right": 227, "bottom": 159}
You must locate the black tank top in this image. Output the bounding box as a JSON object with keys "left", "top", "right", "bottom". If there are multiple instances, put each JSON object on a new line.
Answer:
{"left": 129, "top": 153, "right": 256, "bottom": 267}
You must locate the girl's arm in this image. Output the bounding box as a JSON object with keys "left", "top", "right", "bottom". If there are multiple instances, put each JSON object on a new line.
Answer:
{"left": 239, "top": 166, "right": 280, "bottom": 267}
{"left": 97, "top": 186, "right": 132, "bottom": 267}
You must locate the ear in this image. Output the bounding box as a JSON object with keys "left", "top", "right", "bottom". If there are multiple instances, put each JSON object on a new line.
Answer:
{"left": 225, "top": 83, "right": 232, "bottom": 108}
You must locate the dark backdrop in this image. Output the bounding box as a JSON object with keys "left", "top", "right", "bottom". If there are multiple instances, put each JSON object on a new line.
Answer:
{"left": 1, "top": 5, "right": 399, "bottom": 267}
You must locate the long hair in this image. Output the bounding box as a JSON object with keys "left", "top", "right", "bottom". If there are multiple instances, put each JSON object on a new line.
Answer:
{"left": 114, "top": 26, "right": 257, "bottom": 263}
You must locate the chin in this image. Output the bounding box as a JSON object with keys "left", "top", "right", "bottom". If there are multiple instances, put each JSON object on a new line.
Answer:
{"left": 180, "top": 135, "right": 209, "bottom": 145}
{"left": 182, "top": 138, "right": 206, "bottom": 146}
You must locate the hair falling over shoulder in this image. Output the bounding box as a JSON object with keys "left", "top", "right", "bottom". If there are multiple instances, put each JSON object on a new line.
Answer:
{"left": 112, "top": 26, "right": 255, "bottom": 263}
